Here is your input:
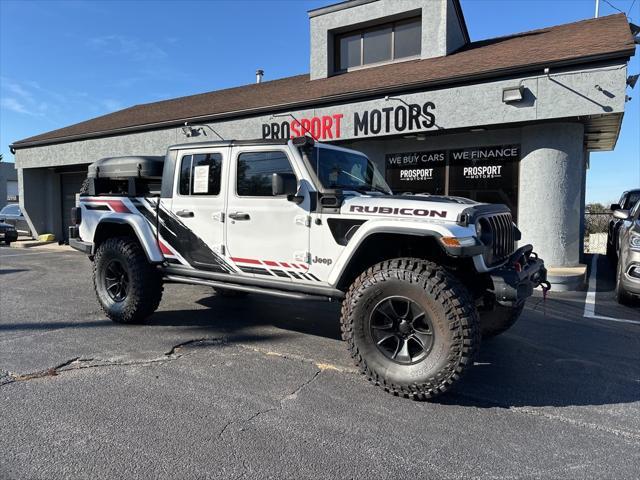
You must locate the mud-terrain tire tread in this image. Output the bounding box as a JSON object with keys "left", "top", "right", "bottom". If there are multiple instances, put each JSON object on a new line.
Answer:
{"left": 340, "top": 258, "right": 480, "bottom": 400}
{"left": 93, "top": 236, "right": 163, "bottom": 323}
{"left": 479, "top": 301, "right": 525, "bottom": 338}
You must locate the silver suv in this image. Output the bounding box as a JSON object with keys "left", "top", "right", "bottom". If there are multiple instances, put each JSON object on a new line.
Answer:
{"left": 613, "top": 200, "right": 640, "bottom": 305}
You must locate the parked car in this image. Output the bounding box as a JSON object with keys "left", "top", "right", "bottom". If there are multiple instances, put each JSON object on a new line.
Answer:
{"left": 68, "top": 137, "right": 549, "bottom": 400}
{"left": 607, "top": 189, "right": 640, "bottom": 261}
{"left": 0, "top": 204, "right": 30, "bottom": 236}
{"left": 0, "top": 221, "right": 18, "bottom": 245}
{"left": 613, "top": 200, "right": 640, "bottom": 305}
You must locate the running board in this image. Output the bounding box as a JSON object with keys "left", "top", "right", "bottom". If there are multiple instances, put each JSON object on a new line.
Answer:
{"left": 163, "top": 274, "right": 336, "bottom": 301}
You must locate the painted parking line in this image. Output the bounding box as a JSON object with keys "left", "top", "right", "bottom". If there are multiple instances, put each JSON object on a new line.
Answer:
{"left": 583, "top": 254, "right": 640, "bottom": 325}
{"left": 0, "top": 250, "right": 72, "bottom": 258}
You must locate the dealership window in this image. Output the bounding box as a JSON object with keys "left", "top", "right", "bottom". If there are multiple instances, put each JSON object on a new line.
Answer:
{"left": 178, "top": 153, "right": 222, "bottom": 196}
{"left": 336, "top": 17, "right": 421, "bottom": 72}
{"left": 236, "top": 151, "right": 295, "bottom": 197}
{"left": 385, "top": 145, "right": 521, "bottom": 221}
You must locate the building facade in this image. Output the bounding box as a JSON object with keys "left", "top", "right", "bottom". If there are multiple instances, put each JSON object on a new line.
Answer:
{"left": 10, "top": 0, "right": 638, "bottom": 287}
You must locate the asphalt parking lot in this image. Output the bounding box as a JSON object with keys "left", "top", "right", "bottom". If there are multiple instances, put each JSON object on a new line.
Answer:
{"left": 1, "top": 246, "right": 639, "bottom": 479}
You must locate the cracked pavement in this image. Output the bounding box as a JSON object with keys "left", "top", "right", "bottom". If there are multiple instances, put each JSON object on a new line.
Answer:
{"left": 1, "top": 247, "right": 639, "bottom": 479}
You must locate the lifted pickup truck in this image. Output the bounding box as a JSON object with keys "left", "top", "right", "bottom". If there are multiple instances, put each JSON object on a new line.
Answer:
{"left": 70, "top": 136, "right": 548, "bottom": 400}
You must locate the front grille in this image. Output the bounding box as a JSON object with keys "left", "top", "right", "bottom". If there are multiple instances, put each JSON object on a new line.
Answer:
{"left": 483, "top": 213, "right": 516, "bottom": 265}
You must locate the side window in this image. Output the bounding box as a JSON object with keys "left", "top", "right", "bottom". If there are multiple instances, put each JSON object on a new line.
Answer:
{"left": 178, "top": 153, "right": 223, "bottom": 196}
{"left": 179, "top": 155, "right": 192, "bottom": 195}
{"left": 236, "top": 151, "right": 295, "bottom": 197}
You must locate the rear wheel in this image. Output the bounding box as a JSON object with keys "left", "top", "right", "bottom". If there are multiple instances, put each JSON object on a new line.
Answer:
{"left": 479, "top": 300, "right": 525, "bottom": 338}
{"left": 94, "top": 236, "right": 163, "bottom": 323}
{"left": 341, "top": 258, "right": 480, "bottom": 400}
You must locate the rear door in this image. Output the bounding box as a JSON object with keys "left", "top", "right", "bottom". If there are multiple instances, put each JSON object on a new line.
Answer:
{"left": 166, "top": 147, "right": 231, "bottom": 272}
{"left": 225, "top": 146, "right": 310, "bottom": 280}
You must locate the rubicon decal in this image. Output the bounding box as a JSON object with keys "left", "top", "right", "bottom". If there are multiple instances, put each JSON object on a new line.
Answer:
{"left": 349, "top": 205, "right": 447, "bottom": 218}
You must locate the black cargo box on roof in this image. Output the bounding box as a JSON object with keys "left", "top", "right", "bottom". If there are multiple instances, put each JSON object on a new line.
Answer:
{"left": 88, "top": 156, "right": 164, "bottom": 180}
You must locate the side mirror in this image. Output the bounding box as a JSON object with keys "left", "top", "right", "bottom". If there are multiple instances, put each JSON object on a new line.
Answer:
{"left": 610, "top": 203, "right": 621, "bottom": 211}
{"left": 272, "top": 172, "right": 297, "bottom": 196}
{"left": 613, "top": 209, "right": 630, "bottom": 220}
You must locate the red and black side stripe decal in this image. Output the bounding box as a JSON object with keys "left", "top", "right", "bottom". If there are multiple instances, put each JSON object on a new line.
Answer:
{"left": 231, "top": 257, "right": 320, "bottom": 282}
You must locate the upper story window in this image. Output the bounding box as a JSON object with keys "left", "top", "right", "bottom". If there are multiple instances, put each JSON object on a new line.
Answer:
{"left": 335, "top": 17, "right": 421, "bottom": 73}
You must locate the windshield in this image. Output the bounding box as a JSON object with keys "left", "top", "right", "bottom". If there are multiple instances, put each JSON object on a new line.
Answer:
{"left": 306, "top": 146, "right": 391, "bottom": 194}
{"left": 0, "top": 204, "right": 20, "bottom": 215}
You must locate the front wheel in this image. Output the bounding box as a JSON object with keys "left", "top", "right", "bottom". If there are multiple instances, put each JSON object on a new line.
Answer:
{"left": 341, "top": 258, "right": 480, "bottom": 400}
{"left": 93, "top": 236, "right": 163, "bottom": 323}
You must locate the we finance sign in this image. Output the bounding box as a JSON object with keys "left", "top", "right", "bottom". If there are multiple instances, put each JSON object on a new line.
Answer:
{"left": 261, "top": 102, "right": 436, "bottom": 141}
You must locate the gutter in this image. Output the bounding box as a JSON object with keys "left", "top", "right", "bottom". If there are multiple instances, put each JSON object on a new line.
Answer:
{"left": 10, "top": 48, "right": 635, "bottom": 151}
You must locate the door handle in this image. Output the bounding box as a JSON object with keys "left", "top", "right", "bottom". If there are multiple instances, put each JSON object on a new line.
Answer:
{"left": 176, "top": 210, "right": 194, "bottom": 218}
{"left": 228, "top": 212, "right": 250, "bottom": 221}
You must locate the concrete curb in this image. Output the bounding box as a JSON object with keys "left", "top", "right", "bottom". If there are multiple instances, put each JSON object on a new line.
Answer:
{"left": 547, "top": 264, "right": 587, "bottom": 292}
{"left": 10, "top": 240, "right": 57, "bottom": 249}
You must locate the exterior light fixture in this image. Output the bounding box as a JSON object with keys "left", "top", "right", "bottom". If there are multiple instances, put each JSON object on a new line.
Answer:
{"left": 502, "top": 85, "right": 525, "bottom": 103}
{"left": 627, "top": 74, "right": 639, "bottom": 89}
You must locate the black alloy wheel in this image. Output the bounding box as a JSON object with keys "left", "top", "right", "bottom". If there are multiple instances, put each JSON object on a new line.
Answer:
{"left": 104, "top": 259, "right": 129, "bottom": 302}
{"left": 369, "top": 296, "right": 434, "bottom": 364}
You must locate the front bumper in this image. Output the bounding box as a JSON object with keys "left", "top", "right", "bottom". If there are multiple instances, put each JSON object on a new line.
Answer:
{"left": 620, "top": 250, "right": 640, "bottom": 295}
{"left": 489, "top": 244, "right": 548, "bottom": 307}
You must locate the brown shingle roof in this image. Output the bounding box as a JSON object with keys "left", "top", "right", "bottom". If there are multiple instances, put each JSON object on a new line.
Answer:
{"left": 12, "top": 13, "right": 635, "bottom": 149}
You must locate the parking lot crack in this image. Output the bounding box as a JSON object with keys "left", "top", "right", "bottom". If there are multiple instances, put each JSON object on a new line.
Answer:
{"left": 0, "top": 337, "right": 225, "bottom": 387}
{"left": 217, "top": 368, "right": 321, "bottom": 442}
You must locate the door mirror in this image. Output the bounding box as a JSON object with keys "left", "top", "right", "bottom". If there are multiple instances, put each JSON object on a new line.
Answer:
{"left": 272, "top": 173, "right": 298, "bottom": 196}
{"left": 610, "top": 203, "right": 621, "bottom": 211}
{"left": 613, "top": 209, "right": 630, "bottom": 220}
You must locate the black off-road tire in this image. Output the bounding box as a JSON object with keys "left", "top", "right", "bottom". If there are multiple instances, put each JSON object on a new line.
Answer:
{"left": 479, "top": 301, "right": 525, "bottom": 338}
{"left": 341, "top": 258, "right": 480, "bottom": 400}
{"left": 93, "top": 236, "right": 163, "bottom": 323}
{"left": 213, "top": 287, "right": 249, "bottom": 298}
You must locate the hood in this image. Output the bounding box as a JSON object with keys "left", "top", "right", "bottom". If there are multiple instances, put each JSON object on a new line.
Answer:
{"left": 0, "top": 222, "right": 15, "bottom": 229}
{"left": 340, "top": 194, "right": 482, "bottom": 223}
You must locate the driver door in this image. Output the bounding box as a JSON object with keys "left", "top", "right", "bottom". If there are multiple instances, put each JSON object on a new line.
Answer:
{"left": 225, "top": 147, "right": 310, "bottom": 280}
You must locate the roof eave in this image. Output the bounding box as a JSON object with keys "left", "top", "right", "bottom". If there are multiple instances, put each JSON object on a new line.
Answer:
{"left": 10, "top": 47, "right": 635, "bottom": 151}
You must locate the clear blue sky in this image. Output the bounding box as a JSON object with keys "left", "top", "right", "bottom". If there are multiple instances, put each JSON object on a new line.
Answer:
{"left": 1, "top": 0, "right": 638, "bottom": 204}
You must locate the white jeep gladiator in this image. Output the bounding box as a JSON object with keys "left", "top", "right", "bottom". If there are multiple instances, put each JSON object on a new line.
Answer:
{"left": 69, "top": 136, "right": 548, "bottom": 400}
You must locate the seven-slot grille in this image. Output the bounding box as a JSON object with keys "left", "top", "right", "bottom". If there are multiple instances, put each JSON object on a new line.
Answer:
{"left": 483, "top": 212, "right": 516, "bottom": 265}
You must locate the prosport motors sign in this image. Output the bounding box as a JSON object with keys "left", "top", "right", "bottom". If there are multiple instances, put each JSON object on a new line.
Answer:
{"left": 261, "top": 102, "right": 436, "bottom": 140}
{"left": 385, "top": 150, "right": 446, "bottom": 194}
{"left": 448, "top": 145, "right": 519, "bottom": 189}
{"left": 385, "top": 145, "right": 520, "bottom": 195}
